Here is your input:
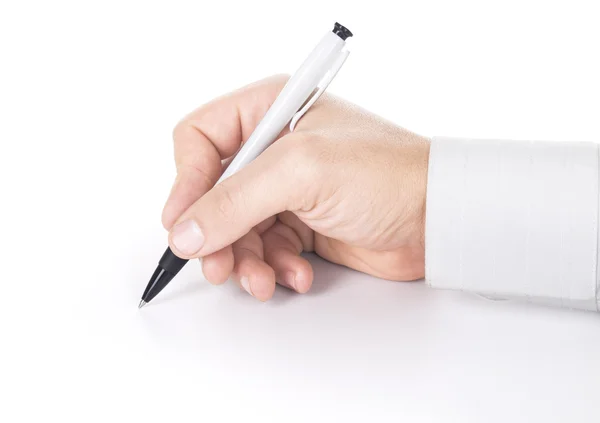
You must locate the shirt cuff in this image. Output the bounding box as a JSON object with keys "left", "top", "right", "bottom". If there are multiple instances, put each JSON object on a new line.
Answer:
{"left": 424, "top": 137, "right": 600, "bottom": 311}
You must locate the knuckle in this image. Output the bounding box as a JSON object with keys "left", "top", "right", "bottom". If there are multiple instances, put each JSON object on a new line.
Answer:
{"left": 172, "top": 118, "right": 189, "bottom": 142}
{"left": 276, "top": 134, "right": 331, "bottom": 212}
{"left": 215, "top": 184, "right": 242, "bottom": 223}
{"left": 172, "top": 118, "right": 207, "bottom": 147}
{"left": 285, "top": 133, "right": 330, "bottom": 177}
{"left": 180, "top": 161, "right": 216, "bottom": 188}
{"left": 284, "top": 133, "right": 315, "bottom": 161}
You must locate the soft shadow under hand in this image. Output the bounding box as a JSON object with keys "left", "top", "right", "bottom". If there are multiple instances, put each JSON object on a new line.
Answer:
{"left": 267, "top": 253, "right": 348, "bottom": 306}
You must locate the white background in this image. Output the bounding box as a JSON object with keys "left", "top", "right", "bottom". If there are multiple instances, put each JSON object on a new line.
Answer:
{"left": 1, "top": 0, "right": 600, "bottom": 422}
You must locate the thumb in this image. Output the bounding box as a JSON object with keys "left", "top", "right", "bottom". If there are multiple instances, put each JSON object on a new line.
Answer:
{"left": 167, "top": 135, "right": 313, "bottom": 259}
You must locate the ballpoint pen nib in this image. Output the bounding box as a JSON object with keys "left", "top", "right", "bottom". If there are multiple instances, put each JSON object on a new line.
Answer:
{"left": 138, "top": 300, "right": 147, "bottom": 309}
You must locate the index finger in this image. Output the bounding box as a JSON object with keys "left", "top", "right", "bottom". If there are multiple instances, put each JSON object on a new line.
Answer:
{"left": 161, "top": 74, "right": 289, "bottom": 229}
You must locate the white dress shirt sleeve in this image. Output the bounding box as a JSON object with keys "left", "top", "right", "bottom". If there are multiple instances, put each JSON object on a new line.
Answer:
{"left": 424, "top": 137, "right": 600, "bottom": 311}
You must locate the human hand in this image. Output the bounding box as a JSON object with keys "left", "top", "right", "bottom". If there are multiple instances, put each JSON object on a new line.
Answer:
{"left": 162, "top": 75, "right": 430, "bottom": 301}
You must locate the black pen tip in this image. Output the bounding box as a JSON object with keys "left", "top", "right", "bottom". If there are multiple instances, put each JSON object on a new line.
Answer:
{"left": 141, "top": 265, "right": 177, "bottom": 305}
{"left": 138, "top": 300, "right": 147, "bottom": 309}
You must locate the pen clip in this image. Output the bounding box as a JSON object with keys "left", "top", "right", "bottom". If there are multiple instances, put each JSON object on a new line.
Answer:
{"left": 289, "top": 49, "right": 350, "bottom": 132}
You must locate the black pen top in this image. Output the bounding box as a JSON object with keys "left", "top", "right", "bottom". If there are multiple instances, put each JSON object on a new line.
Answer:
{"left": 332, "top": 22, "right": 353, "bottom": 40}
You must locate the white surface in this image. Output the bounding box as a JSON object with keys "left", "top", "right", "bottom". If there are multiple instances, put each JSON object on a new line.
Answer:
{"left": 426, "top": 137, "right": 600, "bottom": 311}
{"left": 2, "top": 1, "right": 600, "bottom": 422}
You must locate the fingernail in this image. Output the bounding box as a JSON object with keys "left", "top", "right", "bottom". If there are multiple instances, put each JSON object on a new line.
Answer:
{"left": 240, "top": 276, "right": 253, "bottom": 296}
{"left": 171, "top": 220, "right": 205, "bottom": 255}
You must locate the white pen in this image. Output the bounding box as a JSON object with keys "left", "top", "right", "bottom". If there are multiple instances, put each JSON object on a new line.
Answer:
{"left": 140, "top": 22, "right": 353, "bottom": 308}
{"left": 219, "top": 22, "right": 353, "bottom": 180}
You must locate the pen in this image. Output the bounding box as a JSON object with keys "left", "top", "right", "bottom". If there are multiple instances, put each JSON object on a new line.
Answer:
{"left": 139, "top": 22, "right": 353, "bottom": 308}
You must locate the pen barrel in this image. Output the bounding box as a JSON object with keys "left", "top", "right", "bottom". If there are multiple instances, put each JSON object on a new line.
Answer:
{"left": 142, "top": 24, "right": 352, "bottom": 306}
{"left": 218, "top": 31, "right": 346, "bottom": 182}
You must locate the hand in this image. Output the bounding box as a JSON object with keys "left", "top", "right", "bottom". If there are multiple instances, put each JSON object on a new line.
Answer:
{"left": 162, "top": 75, "right": 430, "bottom": 301}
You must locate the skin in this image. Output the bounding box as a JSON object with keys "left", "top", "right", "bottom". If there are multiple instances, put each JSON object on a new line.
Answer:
{"left": 162, "top": 75, "right": 430, "bottom": 301}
